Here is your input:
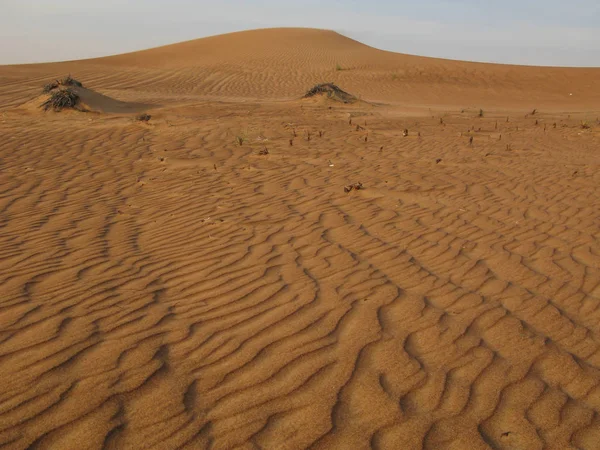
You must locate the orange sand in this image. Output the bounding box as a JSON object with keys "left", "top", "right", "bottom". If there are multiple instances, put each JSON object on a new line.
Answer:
{"left": 1, "top": 28, "right": 600, "bottom": 449}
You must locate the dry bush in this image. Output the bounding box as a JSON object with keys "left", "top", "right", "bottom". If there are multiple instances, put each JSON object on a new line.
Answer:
{"left": 304, "top": 83, "right": 356, "bottom": 104}
{"left": 41, "top": 88, "right": 81, "bottom": 111}
{"left": 42, "top": 75, "right": 83, "bottom": 94}
{"left": 136, "top": 113, "right": 151, "bottom": 122}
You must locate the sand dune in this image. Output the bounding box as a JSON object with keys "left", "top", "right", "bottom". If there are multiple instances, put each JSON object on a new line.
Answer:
{"left": 2, "top": 28, "right": 600, "bottom": 110}
{"left": 1, "top": 28, "right": 600, "bottom": 449}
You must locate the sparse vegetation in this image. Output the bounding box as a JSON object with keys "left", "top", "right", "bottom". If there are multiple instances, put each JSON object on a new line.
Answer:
{"left": 581, "top": 121, "right": 591, "bottom": 129}
{"left": 479, "top": 109, "right": 484, "bottom": 118}
{"left": 236, "top": 135, "right": 245, "bottom": 146}
{"left": 43, "top": 81, "right": 59, "bottom": 94}
{"left": 41, "top": 88, "right": 81, "bottom": 111}
{"left": 335, "top": 64, "right": 344, "bottom": 71}
{"left": 136, "top": 113, "right": 151, "bottom": 122}
{"left": 42, "top": 75, "right": 83, "bottom": 93}
{"left": 304, "top": 83, "right": 356, "bottom": 104}
{"left": 61, "top": 75, "right": 83, "bottom": 88}
{"left": 344, "top": 182, "right": 364, "bottom": 193}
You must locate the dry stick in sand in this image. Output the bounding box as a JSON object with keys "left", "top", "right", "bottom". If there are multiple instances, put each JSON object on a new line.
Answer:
{"left": 344, "top": 182, "right": 364, "bottom": 193}
{"left": 136, "top": 113, "right": 151, "bottom": 122}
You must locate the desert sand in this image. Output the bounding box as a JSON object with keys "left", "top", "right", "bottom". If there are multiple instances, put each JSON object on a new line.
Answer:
{"left": 1, "top": 28, "right": 600, "bottom": 449}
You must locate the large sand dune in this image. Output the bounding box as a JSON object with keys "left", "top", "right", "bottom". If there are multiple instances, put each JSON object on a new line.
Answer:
{"left": 1, "top": 28, "right": 600, "bottom": 449}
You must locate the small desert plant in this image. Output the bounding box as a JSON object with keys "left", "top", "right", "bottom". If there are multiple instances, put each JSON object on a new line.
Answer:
{"left": 344, "top": 182, "right": 363, "bottom": 193}
{"left": 42, "top": 75, "right": 83, "bottom": 94}
{"left": 335, "top": 64, "right": 344, "bottom": 71}
{"left": 531, "top": 108, "right": 537, "bottom": 115}
{"left": 41, "top": 88, "right": 80, "bottom": 111}
{"left": 304, "top": 83, "right": 356, "bottom": 104}
{"left": 60, "top": 75, "right": 83, "bottom": 88}
{"left": 479, "top": 109, "right": 484, "bottom": 118}
{"left": 236, "top": 136, "right": 245, "bottom": 146}
{"left": 581, "top": 121, "right": 591, "bottom": 129}
{"left": 136, "top": 113, "right": 151, "bottom": 122}
{"left": 42, "top": 81, "right": 60, "bottom": 93}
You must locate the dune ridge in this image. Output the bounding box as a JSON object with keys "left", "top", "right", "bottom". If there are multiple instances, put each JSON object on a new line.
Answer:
{"left": 1, "top": 28, "right": 600, "bottom": 110}
{"left": 1, "top": 28, "right": 600, "bottom": 449}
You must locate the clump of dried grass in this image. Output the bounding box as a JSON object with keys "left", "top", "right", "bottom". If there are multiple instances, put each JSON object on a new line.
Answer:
{"left": 136, "top": 113, "right": 151, "bottom": 122}
{"left": 41, "top": 88, "right": 81, "bottom": 111}
{"left": 304, "top": 83, "right": 356, "bottom": 104}
{"left": 42, "top": 75, "right": 83, "bottom": 94}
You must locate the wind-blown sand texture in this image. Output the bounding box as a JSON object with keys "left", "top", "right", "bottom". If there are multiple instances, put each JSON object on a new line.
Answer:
{"left": 1, "top": 28, "right": 600, "bottom": 449}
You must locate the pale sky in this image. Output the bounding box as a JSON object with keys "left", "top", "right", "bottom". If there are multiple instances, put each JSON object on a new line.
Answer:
{"left": 2, "top": 0, "right": 599, "bottom": 66}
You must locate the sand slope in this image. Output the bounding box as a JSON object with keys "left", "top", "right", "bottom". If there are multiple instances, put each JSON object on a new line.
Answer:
{"left": 1, "top": 28, "right": 600, "bottom": 110}
{"left": 1, "top": 28, "right": 600, "bottom": 449}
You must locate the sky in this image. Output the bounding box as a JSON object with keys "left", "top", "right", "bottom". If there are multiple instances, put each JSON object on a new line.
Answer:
{"left": 2, "top": 0, "right": 599, "bottom": 66}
